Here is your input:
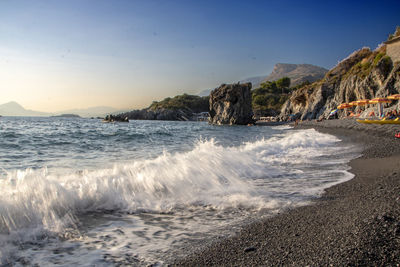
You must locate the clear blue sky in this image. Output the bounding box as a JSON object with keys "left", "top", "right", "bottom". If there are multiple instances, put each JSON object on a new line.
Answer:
{"left": 1, "top": 0, "right": 399, "bottom": 111}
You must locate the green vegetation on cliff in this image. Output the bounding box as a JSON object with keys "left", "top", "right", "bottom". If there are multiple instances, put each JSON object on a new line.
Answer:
{"left": 343, "top": 47, "right": 392, "bottom": 79}
{"left": 149, "top": 93, "right": 209, "bottom": 113}
{"left": 252, "top": 77, "right": 302, "bottom": 111}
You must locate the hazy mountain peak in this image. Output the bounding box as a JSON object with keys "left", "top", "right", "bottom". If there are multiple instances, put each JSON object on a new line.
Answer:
{"left": 240, "top": 63, "right": 328, "bottom": 89}
{"left": 263, "top": 63, "right": 328, "bottom": 86}
{"left": 1, "top": 101, "right": 24, "bottom": 110}
{"left": 272, "top": 63, "right": 298, "bottom": 73}
{"left": 0, "top": 101, "right": 50, "bottom": 116}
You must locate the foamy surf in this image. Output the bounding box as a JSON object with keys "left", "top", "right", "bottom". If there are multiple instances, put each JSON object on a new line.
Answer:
{"left": 0, "top": 120, "right": 360, "bottom": 265}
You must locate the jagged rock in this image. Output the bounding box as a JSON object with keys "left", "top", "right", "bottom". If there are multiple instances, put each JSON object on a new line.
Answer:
{"left": 103, "top": 114, "right": 129, "bottom": 123}
{"left": 209, "top": 83, "right": 254, "bottom": 125}
{"left": 279, "top": 45, "right": 400, "bottom": 121}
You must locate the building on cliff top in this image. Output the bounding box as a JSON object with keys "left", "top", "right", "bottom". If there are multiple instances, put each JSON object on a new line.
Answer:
{"left": 384, "top": 36, "right": 400, "bottom": 63}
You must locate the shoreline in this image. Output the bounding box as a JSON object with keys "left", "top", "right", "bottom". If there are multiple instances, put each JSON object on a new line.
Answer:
{"left": 173, "top": 119, "right": 400, "bottom": 266}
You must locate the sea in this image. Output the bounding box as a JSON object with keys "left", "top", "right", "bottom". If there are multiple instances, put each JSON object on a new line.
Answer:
{"left": 0, "top": 117, "right": 361, "bottom": 266}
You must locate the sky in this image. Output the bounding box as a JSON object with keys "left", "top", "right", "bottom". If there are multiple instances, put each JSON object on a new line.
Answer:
{"left": 1, "top": 0, "right": 400, "bottom": 112}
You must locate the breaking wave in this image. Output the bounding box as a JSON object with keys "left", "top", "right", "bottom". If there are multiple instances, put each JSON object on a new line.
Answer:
{"left": 0, "top": 128, "right": 357, "bottom": 262}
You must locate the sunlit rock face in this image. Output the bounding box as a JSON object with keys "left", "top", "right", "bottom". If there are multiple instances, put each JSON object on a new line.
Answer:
{"left": 279, "top": 46, "right": 400, "bottom": 121}
{"left": 209, "top": 83, "right": 254, "bottom": 125}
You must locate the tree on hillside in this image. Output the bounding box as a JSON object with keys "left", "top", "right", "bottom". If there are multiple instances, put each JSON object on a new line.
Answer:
{"left": 260, "top": 81, "right": 279, "bottom": 94}
{"left": 149, "top": 94, "right": 209, "bottom": 112}
{"left": 251, "top": 77, "right": 294, "bottom": 113}
{"left": 253, "top": 95, "right": 269, "bottom": 106}
{"left": 290, "top": 80, "right": 310, "bottom": 91}
{"left": 276, "top": 77, "right": 291, "bottom": 94}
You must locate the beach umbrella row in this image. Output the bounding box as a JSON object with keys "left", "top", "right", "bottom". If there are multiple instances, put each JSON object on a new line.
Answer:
{"left": 337, "top": 103, "right": 353, "bottom": 109}
{"left": 337, "top": 94, "right": 400, "bottom": 118}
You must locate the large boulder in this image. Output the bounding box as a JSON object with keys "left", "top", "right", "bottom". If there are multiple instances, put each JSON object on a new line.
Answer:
{"left": 209, "top": 83, "right": 254, "bottom": 125}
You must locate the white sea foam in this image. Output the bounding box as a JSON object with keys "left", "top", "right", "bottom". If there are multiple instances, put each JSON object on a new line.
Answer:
{"left": 0, "top": 128, "right": 358, "bottom": 263}
{"left": 270, "top": 124, "right": 293, "bottom": 130}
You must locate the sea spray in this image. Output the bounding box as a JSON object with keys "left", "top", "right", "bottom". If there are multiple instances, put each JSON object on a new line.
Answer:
{"left": 0, "top": 118, "right": 360, "bottom": 264}
{"left": 1, "top": 129, "right": 354, "bottom": 237}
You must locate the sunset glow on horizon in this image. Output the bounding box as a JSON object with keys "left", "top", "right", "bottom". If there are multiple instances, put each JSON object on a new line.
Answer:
{"left": 1, "top": 0, "right": 399, "bottom": 112}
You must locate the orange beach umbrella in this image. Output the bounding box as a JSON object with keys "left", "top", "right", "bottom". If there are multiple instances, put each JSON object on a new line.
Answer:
{"left": 349, "top": 100, "right": 370, "bottom": 115}
{"left": 349, "top": 101, "right": 358, "bottom": 106}
{"left": 337, "top": 103, "right": 352, "bottom": 109}
{"left": 351, "top": 99, "right": 370, "bottom": 106}
{"left": 387, "top": 94, "right": 400, "bottom": 100}
{"left": 369, "top": 98, "right": 392, "bottom": 104}
{"left": 369, "top": 98, "right": 392, "bottom": 118}
{"left": 337, "top": 103, "right": 353, "bottom": 117}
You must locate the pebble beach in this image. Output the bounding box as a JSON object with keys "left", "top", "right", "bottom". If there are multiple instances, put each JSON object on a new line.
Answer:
{"left": 174, "top": 119, "right": 400, "bottom": 266}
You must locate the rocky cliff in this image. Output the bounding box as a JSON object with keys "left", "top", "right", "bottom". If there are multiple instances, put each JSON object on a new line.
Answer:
{"left": 209, "top": 83, "right": 254, "bottom": 125}
{"left": 279, "top": 45, "right": 400, "bottom": 121}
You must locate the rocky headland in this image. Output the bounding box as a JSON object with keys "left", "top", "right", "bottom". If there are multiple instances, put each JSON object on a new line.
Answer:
{"left": 118, "top": 94, "right": 209, "bottom": 121}
{"left": 118, "top": 108, "right": 188, "bottom": 121}
{"left": 279, "top": 43, "right": 400, "bottom": 121}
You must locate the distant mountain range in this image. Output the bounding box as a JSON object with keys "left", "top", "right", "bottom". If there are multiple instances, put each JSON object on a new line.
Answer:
{"left": 57, "top": 106, "right": 125, "bottom": 118}
{"left": 0, "top": 101, "right": 125, "bottom": 117}
{"left": 0, "top": 101, "right": 50, "bottom": 117}
{"left": 198, "top": 63, "right": 328, "bottom": 96}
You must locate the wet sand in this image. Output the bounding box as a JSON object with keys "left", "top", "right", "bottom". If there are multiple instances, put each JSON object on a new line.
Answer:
{"left": 173, "top": 119, "right": 400, "bottom": 266}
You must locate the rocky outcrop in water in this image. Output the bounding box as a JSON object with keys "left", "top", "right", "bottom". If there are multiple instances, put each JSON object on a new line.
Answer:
{"left": 103, "top": 114, "right": 129, "bottom": 122}
{"left": 279, "top": 45, "right": 400, "bottom": 121}
{"left": 209, "top": 83, "right": 254, "bottom": 125}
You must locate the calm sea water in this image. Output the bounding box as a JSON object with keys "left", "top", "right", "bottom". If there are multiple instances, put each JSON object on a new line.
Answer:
{"left": 0, "top": 117, "right": 360, "bottom": 266}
